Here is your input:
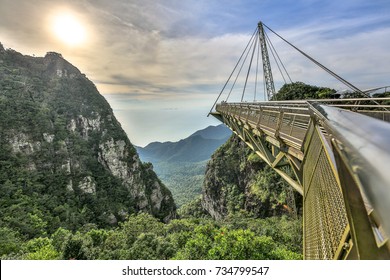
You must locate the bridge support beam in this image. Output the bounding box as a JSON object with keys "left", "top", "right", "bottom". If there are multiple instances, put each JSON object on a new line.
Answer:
{"left": 213, "top": 100, "right": 390, "bottom": 259}
{"left": 221, "top": 113, "right": 304, "bottom": 195}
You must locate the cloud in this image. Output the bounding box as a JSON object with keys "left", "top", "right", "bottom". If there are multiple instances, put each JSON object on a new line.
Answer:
{"left": 2, "top": 0, "right": 390, "bottom": 144}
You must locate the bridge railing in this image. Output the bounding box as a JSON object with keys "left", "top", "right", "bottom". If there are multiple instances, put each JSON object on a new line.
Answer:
{"left": 216, "top": 102, "right": 311, "bottom": 154}
{"left": 308, "top": 102, "right": 390, "bottom": 259}
{"left": 213, "top": 97, "right": 390, "bottom": 259}
{"left": 313, "top": 97, "right": 390, "bottom": 122}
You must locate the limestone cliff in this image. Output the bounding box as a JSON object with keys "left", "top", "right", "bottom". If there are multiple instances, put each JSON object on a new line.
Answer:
{"left": 0, "top": 45, "right": 175, "bottom": 236}
{"left": 201, "top": 135, "right": 300, "bottom": 220}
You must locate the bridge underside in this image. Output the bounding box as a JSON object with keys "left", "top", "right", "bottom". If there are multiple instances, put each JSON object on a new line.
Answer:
{"left": 213, "top": 98, "right": 390, "bottom": 259}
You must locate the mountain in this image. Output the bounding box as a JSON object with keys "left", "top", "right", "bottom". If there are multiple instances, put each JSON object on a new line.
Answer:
{"left": 0, "top": 44, "right": 303, "bottom": 261}
{"left": 0, "top": 44, "right": 176, "bottom": 238}
{"left": 189, "top": 124, "right": 232, "bottom": 140}
{"left": 137, "top": 124, "right": 231, "bottom": 163}
{"left": 202, "top": 134, "right": 302, "bottom": 220}
{"left": 136, "top": 124, "right": 231, "bottom": 206}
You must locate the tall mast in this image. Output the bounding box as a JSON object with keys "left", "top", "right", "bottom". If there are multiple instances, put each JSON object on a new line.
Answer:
{"left": 258, "top": 21, "right": 275, "bottom": 100}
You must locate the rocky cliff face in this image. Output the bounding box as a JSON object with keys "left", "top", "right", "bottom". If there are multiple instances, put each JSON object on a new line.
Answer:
{"left": 202, "top": 135, "right": 298, "bottom": 220}
{"left": 0, "top": 45, "right": 175, "bottom": 235}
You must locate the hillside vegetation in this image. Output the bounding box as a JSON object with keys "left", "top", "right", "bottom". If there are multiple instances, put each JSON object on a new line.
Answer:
{"left": 1, "top": 44, "right": 306, "bottom": 260}
{"left": 0, "top": 44, "right": 176, "bottom": 239}
{"left": 1, "top": 213, "right": 301, "bottom": 260}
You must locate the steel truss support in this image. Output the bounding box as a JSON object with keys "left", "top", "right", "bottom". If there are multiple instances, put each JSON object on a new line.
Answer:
{"left": 213, "top": 99, "right": 390, "bottom": 259}
{"left": 221, "top": 113, "right": 303, "bottom": 195}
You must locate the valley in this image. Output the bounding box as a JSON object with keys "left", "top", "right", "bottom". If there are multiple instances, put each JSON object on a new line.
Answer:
{"left": 136, "top": 124, "right": 231, "bottom": 206}
{"left": 0, "top": 45, "right": 302, "bottom": 260}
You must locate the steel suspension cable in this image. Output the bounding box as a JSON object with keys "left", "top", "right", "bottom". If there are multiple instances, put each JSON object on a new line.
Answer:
{"left": 263, "top": 67, "right": 267, "bottom": 101}
{"left": 265, "top": 33, "right": 287, "bottom": 84}
{"left": 262, "top": 22, "right": 389, "bottom": 110}
{"left": 208, "top": 28, "right": 258, "bottom": 115}
{"left": 254, "top": 36, "right": 261, "bottom": 101}
{"left": 265, "top": 30, "right": 293, "bottom": 83}
{"left": 227, "top": 28, "right": 258, "bottom": 101}
{"left": 262, "top": 22, "right": 368, "bottom": 97}
{"left": 241, "top": 33, "right": 259, "bottom": 102}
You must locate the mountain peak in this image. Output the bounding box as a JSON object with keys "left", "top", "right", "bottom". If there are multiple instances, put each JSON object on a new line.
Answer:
{"left": 0, "top": 45, "right": 176, "bottom": 233}
{"left": 189, "top": 124, "right": 231, "bottom": 140}
{"left": 43, "top": 51, "right": 81, "bottom": 78}
{"left": 137, "top": 124, "right": 231, "bottom": 163}
{"left": 44, "top": 51, "right": 63, "bottom": 59}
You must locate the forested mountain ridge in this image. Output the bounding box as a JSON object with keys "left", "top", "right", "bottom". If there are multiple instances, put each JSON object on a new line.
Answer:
{"left": 202, "top": 135, "right": 299, "bottom": 220}
{"left": 0, "top": 44, "right": 302, "bottom": 260}
{"left": 136, "top": 124, "right": 231, "bottom": 206}
{"left": 189, "top": 124, "right": 232, "bottom": 140}
{"left": 0, "top": 44, "right": 176, "bottom": 239}
{"left": 137, "top": 124, "right": 231, "bottom": 163}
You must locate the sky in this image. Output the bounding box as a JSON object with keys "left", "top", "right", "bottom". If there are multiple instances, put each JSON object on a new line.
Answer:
{"left": 1, "top": 0, "right": 390, "bottom": 146}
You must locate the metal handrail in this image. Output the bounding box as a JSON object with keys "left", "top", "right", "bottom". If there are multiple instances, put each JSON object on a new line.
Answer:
{"left": 214, "top": 100, "right": 390, "bottom": 258}
{"left": 218, "top": 97, "right": 390, "bottom": 111}
{"left": 309, "top": 102, "right": 390, "bottom": 246}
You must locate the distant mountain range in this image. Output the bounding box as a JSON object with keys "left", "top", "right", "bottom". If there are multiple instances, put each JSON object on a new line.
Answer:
{"left": 135, "top": 124, "right": 232, "bottom": 206}
{"left": 136, "top": 124, "right": 232, "bottom": 163}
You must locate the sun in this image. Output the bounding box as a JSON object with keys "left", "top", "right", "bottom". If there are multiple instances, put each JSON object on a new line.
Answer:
{"left": 52, "top": 13, "right": 86, "bottom": 46}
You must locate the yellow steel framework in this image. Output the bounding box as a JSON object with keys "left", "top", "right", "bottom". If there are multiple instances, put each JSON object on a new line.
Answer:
{"left": 211, "top": 97, "right": 390, "bottom": 259}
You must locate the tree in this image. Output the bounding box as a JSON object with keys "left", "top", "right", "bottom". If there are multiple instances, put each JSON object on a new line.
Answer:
{"left": 120, "top": 213, "right": 165, "bottom": 247}
{"left": 24, "top": 237, "right": 59, "bottom": 260}
{"left": 273, "top": 82, "right": 336, "bottom": 100}
{"left": 51, "top": 227, "right": 72, "bottom": 253}
{"left": 174, "top": 224, "right": 301, "bottom": 260}
{"left": 128, "top": 233, "right": 174, "bottom": 260}
{"left": 0, "top": 227, "right": 23, "bottom": 257}
{"left": 62, "top": 232, "right": 94, "bottom": 260}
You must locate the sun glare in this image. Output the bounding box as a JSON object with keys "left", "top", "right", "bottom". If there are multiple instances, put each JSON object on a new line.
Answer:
{"left": 53, "top": 13, "right": 86, "bottom": 46}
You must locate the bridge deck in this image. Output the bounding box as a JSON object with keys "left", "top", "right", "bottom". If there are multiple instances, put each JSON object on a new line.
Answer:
{"left": 212, "top": 97, "right": 390, "bottom": 260}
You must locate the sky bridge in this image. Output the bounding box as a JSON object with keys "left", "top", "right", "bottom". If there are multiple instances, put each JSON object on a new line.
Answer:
{"left": 209, "top": 22, "right": 390, "bottom": 259}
